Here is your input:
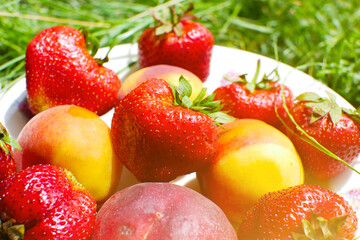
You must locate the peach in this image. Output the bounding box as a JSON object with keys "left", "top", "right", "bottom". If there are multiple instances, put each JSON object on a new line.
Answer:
{"left": 91, "top": 182, "right": 237, "bottom": 240}
{"left": 13, "top": 105, "right": 122, "bottom": 204}
{"left": 118, "top": 64, "right": 204, "bottom": 100}
{"left": 197, "top": 119, "right": 304, "bottom": 227}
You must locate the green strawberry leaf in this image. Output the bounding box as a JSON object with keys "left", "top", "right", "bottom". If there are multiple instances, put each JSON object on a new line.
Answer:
{"left": 298, "top": 92, "right": 353, "bottom": 125}
{"left": 200, "top": 92, "right": 216, "bottom": 104}
{"left": 202, "top": 99, "right": 220, "bottom": 109}
{"left": 0, "top": 124, "right": 21, "bottom": 152}
{"left": 0, "top": 218, "right": 25, "bottom": 240}
{"left": 245, "top": 81, "right": 256, "bottom": 93}
{"left": 310, "top": 101, "right": 332, "bottom": 123}
{"left": 292, "top": 211, "right": 349, "bottom": 240}
{"left": 296, "top": 92, "right": 324, "bottom": 102}
{"left": 169, "top": 6, "right": 183, "bottom": 37}
{"left": 172, "top": 88, "right": 181, "bottom": 106}
{"left": 176, "top": 75, "right": 192, "bottom": 97}
{"left": 258, "top": 79, "right": 277, "bottom": 90}
{"left": 181, "top": 95, "right": 193, "bottom": 108}
{"left": 301, "top": 218, "right": 318, "bottom": 239}
{"left": 173, "top": 23, "right": 183, "bottom": 37}
{"left": 327, "top": 91, "right": 337, "bottom": 103}
{"left": 2, "top": 136, "right": 21, "bottom": 151}
{"left": 328, "top": 215, "right": 348, "bottom": 237}
{"left": 223, "top": 74, "right": 247, "bottom": 83}
{"left": 155, "top": 22, "right": 173, "bottom": 35}
{"left": 208, "top": 112, "right": 236, "bottom": 126}
{"left": 153, "top": 3, "right": 195, "bottom": 37}
{"left": 170, "top": 76, "right": 236, "bottom": 125}
{"left": 292, "top": 233, "right": 311, "bottom": 240}
{"left": 328, "top": 103, "right": 342, "bottom": 126}
{"left": 192, "top": 88, "right": 207, "bottom": 105}
{"left": 343, "top": 107, "right": 360, "bottom": 122}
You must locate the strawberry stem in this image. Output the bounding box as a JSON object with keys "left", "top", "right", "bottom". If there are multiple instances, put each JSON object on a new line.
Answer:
{"left": 80, "top": 27, "right": 110, "bottom": 65}
{"left": 223, "top": 59, "right": 278, "bottom": 93}
{"left": 247, "top": 59, "right": 262, "bottom": 92}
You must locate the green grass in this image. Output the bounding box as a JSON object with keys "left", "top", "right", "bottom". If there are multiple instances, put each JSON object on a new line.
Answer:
{"left": 1, "top": 0, "right": 359, "bottom": 107}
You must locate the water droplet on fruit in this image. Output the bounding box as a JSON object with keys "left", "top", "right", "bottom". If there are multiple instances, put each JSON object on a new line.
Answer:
{"left": 117, "top": 225, "right": 133, "bottom": 236}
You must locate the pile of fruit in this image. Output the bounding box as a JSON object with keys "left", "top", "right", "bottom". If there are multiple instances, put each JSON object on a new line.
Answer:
{"left": 1, "top": 4, "right": 360, "bottom": 240}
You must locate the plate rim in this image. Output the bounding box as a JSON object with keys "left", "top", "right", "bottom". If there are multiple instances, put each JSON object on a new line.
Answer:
{"left": 0, "top": 44, "right": 359, "bottom": 218}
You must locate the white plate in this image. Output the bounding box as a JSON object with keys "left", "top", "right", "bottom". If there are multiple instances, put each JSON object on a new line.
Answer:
{"left": 1, "top": 44, "right": 359, "bottom": 218}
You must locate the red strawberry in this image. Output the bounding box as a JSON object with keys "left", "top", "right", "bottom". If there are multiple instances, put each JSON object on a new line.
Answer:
{"left": 0, "top": 123, "right": 20, "bottom": 182}
{"left": 237, "top": 184, "right": 358, "bottom": 239}
{"left": 213, "top": 60, "right": 294, "bottom": 129}
{"left": 138, "top": 4, "right": 214, "bottom": 82}
{"left": 0, "top": 164, "right": 96, "bottom": 240}
{"left": 284, "top": 92, "right": 360, "bottom": 179}
{"left": 25, "top": 25, "right": 121, "bottom": 116}
{"left": 111, "top": 76, "right": 234, "bottom": 182}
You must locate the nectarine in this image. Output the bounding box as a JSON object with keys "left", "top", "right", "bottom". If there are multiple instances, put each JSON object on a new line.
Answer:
{"left": 197, "top": 119, "right": 304, "bottom": 227}
{"left": 13, "top": 105, "right": 122, "bottom": 204}
{"left": 118, "top": 64, "right": 204, "bottom": 100}
{"left": 91, "top": 182, "right": 237, "bottom": 240}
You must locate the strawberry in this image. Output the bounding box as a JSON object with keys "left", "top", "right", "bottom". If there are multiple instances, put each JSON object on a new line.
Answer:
{"left": 0, "top": 164, "right": 96, "bottom": 240}
{"left": 213, "top": 60, "right": 294, "bottom": 129}
{"left": 284, "top": 92, "right": 360, "bottom": 179}
{"left": 237, "top": 184, "right": 358, "bottom": 239}
{"left": 110, "top": 76, "right": 234, "bottom": 182}
{"left": 25, "top": 25, "right": 121, "bottom": 116}
{"left": 0, "top": 123, "right": 20, "bottom": 182}
{"left": 138, "top": 4, "right": 214, "bottom": 82}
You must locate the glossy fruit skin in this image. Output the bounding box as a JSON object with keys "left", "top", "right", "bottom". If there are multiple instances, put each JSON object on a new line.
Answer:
{"left": 237, "top": 184, "right": 358, "bottom": 240}
{"left": 213, "top": 82, "right": 293, "bottom": 129}
{"left": 118, "top": 64, "right": 204, "bottom": 101}
{"left": 0, "top": 164, "right": 97, "bottom": 240}
{"left": 13, "top": 105, "right": 122, "bottom": 204}
{"left": 91, "top": 182, "right": 237, "bottom": 240}
{"left": 197, "top": 119, "right": 304, "bottom": 227}
{"left": 285, "top": 102, "right": 360, "bottom": 179}
{"left": 25, "top": 25, "right": 121, "bottom": 116}
{"left": 138, "top": 20, "right": 214, "bottom": 82}
{"left": 111, "top": 78, "right": 217, "bottom": 182}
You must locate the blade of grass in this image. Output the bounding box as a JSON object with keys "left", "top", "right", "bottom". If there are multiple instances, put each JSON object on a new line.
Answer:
{"left": 0, "top": 11, "right": 111, "bottom": 27}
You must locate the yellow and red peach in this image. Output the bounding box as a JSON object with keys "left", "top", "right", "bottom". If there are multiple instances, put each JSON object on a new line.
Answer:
{"left": 197, "top": 119, "right": 304, "bottom": 228}
{"left": 118, "top": 64, "right": 204, "bottom": 100}
{"left": 13, "top": 105, "right": 122, "bottom": 204}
